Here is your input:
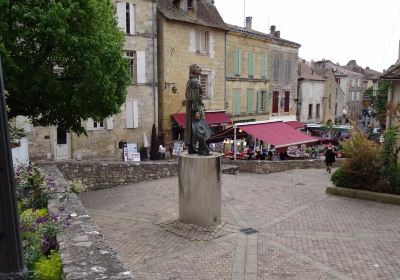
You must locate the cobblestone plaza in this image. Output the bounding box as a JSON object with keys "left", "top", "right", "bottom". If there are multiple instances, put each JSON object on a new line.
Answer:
{"left": 80, "top": 169, "right": 400, "bottom": 279}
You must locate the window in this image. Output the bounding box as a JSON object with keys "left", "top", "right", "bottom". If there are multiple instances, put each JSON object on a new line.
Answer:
{"left": 257, "top": 91, "right": 268, "bottom": 113}
{"left": 232, "top": 89, "right": 241, "bottom": 115}
{"left": 284, "top": 91, "right": 290, "bottom": 112}
{"left": 188, "top": 0, "right": 193, "bottom": 9}
{"left": 200, "top": 72, "right": 210, "bottom": 98}
{"left": 335, "top": 77, "right": 340, "bottom": 85}
{"left": 358, "top": 79, "right": 361, "bottom": 87}
{"left": 93, "top": 120, "right": 104, "bottom": 129}
{"left": 195, "top": 30, "right": 209, "bottom": 54}
{"left": 124, "top": 51, "right": 136, "bottom": 84}
{"left": 233, "top": 47, "right": 241, "bottom": 76}
{"left": 316, "top": 104, "right": 320, "bottom": 118}
{"left": 116, "top": 2, "right": 135, "bottom": 35}
{"left": 284, "top": 60, "right": 291, "bottom": 84}
{"left": 260, "top": 54, "right": 267, "bottom": 78}
{"left": 248, "top": 50, "right": 254, "bottom": 77}
{"left": 308, "top": 104, "right": 313, "bottom": 119}
{"left": 273, "top": 58, "right": 279, "bottom": 81}
{"left": 356, "top": 92, "right": 360, "bottom": 101}
{"left": 272, "top": 91, "right": 279, "bottom": 113}
{"left": 247, "top": 89, "right": 254, "bottom": 113}
{"left": 351, "top": 91, "right": 355, "bottom": 101}
{"left": 335, "top": 103, "right": 338, "bottom": 116}
{"left": 352, "top": 79, "right": 355, "bottom": 87}
{"left": 125, "top": 100, "right": 139, "bottom": 128}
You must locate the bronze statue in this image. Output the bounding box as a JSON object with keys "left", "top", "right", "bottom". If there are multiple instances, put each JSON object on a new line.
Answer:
{"left": 184, "top": 64, "right": 211, "bottom": 155}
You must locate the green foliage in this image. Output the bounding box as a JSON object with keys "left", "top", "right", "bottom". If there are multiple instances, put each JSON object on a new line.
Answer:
{"left": 0, "top": 0, "right": 130, "bottom": 134}
{"left": 331, "top": 132, "right": 385, "bottom": 191}
{"left": 22, "top": 230, "right": 45, "bottom": 272}
{"left": 375, "top": 81, "right": 390, "bottom": 115}
{"left": 16, "top": 162, "right": 50, "bottom": 209}
{"left": 381, "top": 128, "right": 400, "bottom": 193}
{"left": 34, "top": 251, "right": 62, "bottom": 280}
{"left": 68, "top": 178, "right": 87, "bottom": 194}
{"left": 9, "top": 122, "right": 26, "bottom": 146}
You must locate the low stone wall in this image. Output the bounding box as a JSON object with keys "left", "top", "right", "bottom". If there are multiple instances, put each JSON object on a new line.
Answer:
{"left": 226, "top": 158, "right": 345, "bottom": 174}
{"left": 42, "top": 164, "right": 133, "bottom": 280}
{"left": 56, "top": 161, "right": 178, "bottom": 190}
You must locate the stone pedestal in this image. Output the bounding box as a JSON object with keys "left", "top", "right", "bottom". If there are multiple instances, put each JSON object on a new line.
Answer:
{"left": 178, "top": 152, "right": 222, "bottom": 226}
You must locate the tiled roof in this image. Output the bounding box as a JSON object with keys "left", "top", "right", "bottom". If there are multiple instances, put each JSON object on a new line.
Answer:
{"left": 228, "top": 24, "right": 301, "bottom": 48}
{"left": 157, "top": 0, "right": 228, "bottom": 30}
{"left": 298, "top": 61, "right": 325, "bottom": 81}
{"left": 380, "top": 64, "right": 400, "bottom": 80}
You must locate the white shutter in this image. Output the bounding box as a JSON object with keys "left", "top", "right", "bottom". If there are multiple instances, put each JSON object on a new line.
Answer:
{"left": 133, "top": 101, "right": 139, "bottom": 128}
{"left": 136, "top": 51, "right": 146, "bottom": 84}
{"left": 129, "top": 3, "right": 135, "bottom": 35}
{"left": 116, "top": 2, "right": 126, "bottom": 33}
{"left": 106, "top": 117, "right": 114, "bottom": 130}
{"left": 86, "top": 118, "right": 94, "bottom": 130}
{"left": 125, "top": 101, "right": 134, "bottom": 128}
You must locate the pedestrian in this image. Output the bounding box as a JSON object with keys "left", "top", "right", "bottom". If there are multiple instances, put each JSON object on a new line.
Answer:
{"left": 323, "top": 142, "right": 337, "bottom": 173}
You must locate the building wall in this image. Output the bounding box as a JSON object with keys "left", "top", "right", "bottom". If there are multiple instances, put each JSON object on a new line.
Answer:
{"left": 226, "top": 31, "right": 299, "bottom": 124}
{"left": 28, "top": 0, "right": 157, "bottom": 160}
{"left": 158, "top": 18, "right": 226, "bottom": 142}
{"left": 298, "top": 81, "right": 324, "bottom": 123}
{"left": 324, "top": 70, "right": 345, "bottom": 122}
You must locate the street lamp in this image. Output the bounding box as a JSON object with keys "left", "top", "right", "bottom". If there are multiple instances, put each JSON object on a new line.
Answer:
{"left": 0, "top": 57, "right": 28, "bottom": 279}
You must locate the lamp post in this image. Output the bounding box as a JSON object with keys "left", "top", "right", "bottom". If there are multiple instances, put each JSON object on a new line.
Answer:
{"left": 0, "top": 57, "right": 28, "bottom": 279}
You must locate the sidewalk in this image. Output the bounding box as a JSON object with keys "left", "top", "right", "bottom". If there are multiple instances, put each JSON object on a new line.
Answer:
{"left": 80, "top": 169, "right": 400, "bottom": 279}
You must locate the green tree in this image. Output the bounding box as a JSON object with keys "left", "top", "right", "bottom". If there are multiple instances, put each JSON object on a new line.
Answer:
{"left": 375, "top": 81, "right": 390, "bottom": 115}
{"left": 0, "top": 0, "right": 130, "bottom": 134}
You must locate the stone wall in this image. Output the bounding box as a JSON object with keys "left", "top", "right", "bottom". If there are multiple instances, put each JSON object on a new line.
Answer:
{"left": 227, "top": 158, "right": 344, "bottom": 174}
{"left": 56, "top": 161, "right": 178, "bottom": 190}
{"left": 42, "top": 164, "right": 133, "bottom": 280}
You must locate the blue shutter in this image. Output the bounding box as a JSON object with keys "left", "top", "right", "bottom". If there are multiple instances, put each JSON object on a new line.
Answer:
{"left": 232, "top": 89, "right": 241, "bottom": 115}
{"left": 247, "top": 89, "right": 254, "bottom": 113}
{"left": 265, "top": 92, "right": 270, "bottom": 113}
{"left": 261, "top": 54, "right": 267, "bottom": 78}
{"left": 248, "top": 50, "right": 254, "bottom": 77}
{"left": 257, "top": 91, "right": 262, "bottom": 113}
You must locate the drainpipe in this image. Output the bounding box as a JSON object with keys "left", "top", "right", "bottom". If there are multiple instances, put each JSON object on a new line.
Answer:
{"left": 386, "top": 82, "right": 393, "bottom": 129}
{"left": 224, "top": 32, "right": 227, "bottom": 111}
{"left": 152, "top": 0, "right": 157, "bottom": 127}
{"left": 233, "top": 124, "right": 237, "bottom": 160}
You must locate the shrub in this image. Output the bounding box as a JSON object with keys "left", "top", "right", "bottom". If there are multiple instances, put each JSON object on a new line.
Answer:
{"left": 331, "top": 132, "right": 384, "bottom": 191}
{"left": 68, "top": 179, "right": 87, "bottom": 194}
{"left": 381, "top": 128, "right": 400, "bottom": 193}
{"left": 34, "top": 251, "right": 62, "bottom": 280}
{"left": 15, "top": 162, "right": 52, "bottom": 209}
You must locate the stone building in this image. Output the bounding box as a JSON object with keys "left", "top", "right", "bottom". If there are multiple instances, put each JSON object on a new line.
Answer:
{"left": 25, "top": 0, "right": 158, "bottom": 160}
{"left": 226, "top": 20, "right": 300, "bottom": 124}
{"left": 313, "top": 60, "right": 364, "bottom": 121}
{"left": 297, "top": 59, "right": 345, "bottom": 124}
{"left": 157, "top": 0, "right": 229, "bottom": 144}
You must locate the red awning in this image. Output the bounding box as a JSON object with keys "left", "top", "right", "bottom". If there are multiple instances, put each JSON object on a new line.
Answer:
{"left": 239, "top": 121, "right": 318, "bottom": 148}
{"left": 285, "top": 121, "right": 304, "bottom": 129}
{"left": 172, "top": 111, "right": 232, "bottom": 127}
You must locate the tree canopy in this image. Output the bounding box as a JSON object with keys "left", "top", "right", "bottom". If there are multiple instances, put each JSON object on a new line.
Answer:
{"left": 0, "top": 0, "right": 130, "bottom": 134}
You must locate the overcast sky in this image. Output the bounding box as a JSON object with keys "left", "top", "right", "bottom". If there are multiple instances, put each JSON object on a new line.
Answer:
{"left": 214, "top": 0, "right": 400, "bottom": 72}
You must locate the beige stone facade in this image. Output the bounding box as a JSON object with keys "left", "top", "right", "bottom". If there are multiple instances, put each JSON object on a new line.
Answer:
{"left": 157, "top": 0, "right": 227, "bottom": 143}
{"left": 27, "top": 0, "right": 158, "bottom": 160}
{"left": 226, "top": 23, "right": 300, "bottom": 124}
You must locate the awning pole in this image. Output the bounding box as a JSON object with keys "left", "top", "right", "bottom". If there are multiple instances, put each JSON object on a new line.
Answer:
{"left": 234, "top": 124, "right": 237, "bottom": 160}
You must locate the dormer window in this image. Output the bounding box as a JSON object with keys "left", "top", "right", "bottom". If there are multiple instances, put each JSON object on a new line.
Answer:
{"left": 195, "top": 30, "right": 209, "bottom": 54}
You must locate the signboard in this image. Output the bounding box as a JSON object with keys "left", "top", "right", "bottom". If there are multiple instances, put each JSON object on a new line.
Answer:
{"left": 123, "top": 143, "right": 138, "bottom": 161}
{"left": 172, "top": 140, "right": 184, "bottom": 156}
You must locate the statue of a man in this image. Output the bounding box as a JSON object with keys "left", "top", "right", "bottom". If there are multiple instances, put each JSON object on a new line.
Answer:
{"left": 184, "top": 64, "right": 210, "bottom": 155}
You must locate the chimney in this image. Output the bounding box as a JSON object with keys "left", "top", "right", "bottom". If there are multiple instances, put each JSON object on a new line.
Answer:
{"left": 275, "top": 30, "right": 280, "bottom": 38}
{"left": 245, "top": 16, "right": 252, "bottom": 29}
{"left": 270, "top": 25, "right": 276, "bottom": 35}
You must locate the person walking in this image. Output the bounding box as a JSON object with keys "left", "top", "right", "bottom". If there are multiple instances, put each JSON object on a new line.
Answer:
{"left": 323, "top": 142, "right": 337, "bottom": 173}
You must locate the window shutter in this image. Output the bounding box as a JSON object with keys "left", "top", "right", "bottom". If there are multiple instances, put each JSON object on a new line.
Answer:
{"left": 136, "top": 51, "right": 146, "bottom": 84}
{"left": 106, "top": 117, "right": 114, "bottom": 130}
{"left": 116, "top": 2, "right": 126, "bottom": 32}
{"left": 195, "top": 30, "right": 200, "bottom": 52}
{"left": 86, "top": 118, "right": 94, "bottom": 130}
{"left": 260, "top": 55, "right": 266, "bottom": 78}
{"left": 247, "top": 89, "right": 254, "bottom": 113}
{"left": 233, "top": 48, "right": 238, "bottom": 75}
{"left": 125, "top": 101, "right": 134, "bottom": 128}
{"left": 248, "top": 50, "right": 254, "bottom": 76}
{"left": 265, "top": 92, "right": 270, "bottom": 113}
{"left": 129, "top": 3, "right": 135, "bottom": 35}
{"left": 238, "top": 49, "right": 241, "bottom": 75}
{"left": 257, "top": 91, "right": 262, "bottom": 112}
{"left": 133, "top": 101, "right": 139, "bottom": 128}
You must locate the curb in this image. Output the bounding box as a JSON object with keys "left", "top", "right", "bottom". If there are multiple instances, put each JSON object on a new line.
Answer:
{"left": 326, "top": 186, "right": 400, "bottom": 205}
